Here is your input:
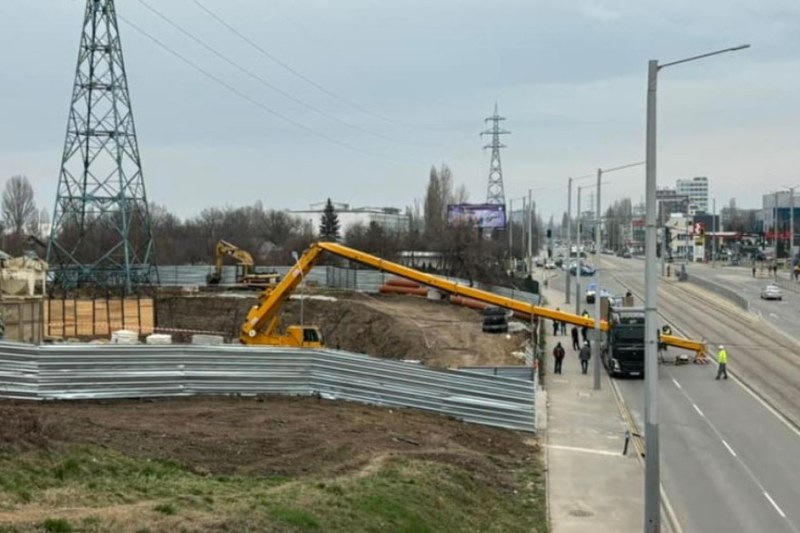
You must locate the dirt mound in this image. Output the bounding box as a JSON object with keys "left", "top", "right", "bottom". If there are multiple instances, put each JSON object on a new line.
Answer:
{"left": 0, "top": 396, "right": 535, "bottom": 482}
{"left": 156, "top": 292, "right": 529, "bottom": 367}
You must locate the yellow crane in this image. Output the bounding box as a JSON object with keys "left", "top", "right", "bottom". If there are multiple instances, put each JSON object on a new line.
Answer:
{"left": 239, "top": 242, "right": 706, "bottom": 361}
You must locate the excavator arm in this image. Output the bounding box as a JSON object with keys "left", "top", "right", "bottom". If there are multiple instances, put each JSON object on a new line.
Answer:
{"left": 209, "top": 240, "right": 256, "bottom": 285}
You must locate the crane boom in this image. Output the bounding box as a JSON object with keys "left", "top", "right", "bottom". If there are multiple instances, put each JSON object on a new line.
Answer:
{"left": 239, "top": 241, "right": 706, "bottom": 360}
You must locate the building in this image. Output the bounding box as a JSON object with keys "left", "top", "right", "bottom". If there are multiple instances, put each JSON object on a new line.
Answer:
{"left": 656, "top": 188, "right": 690, "bottom": 222}
{"left": 676, "top": 176, "right": 709, "bottom": 213}
{"left": 290, "top": 202, "right": 410, "bottom": 236}
{"left": 760, "top": 191, "right": 800, "bottom": 258}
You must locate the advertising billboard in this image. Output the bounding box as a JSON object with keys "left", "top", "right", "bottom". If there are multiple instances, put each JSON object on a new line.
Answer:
{"left": 446, "top": 203, "right": 506, "bottom": 229}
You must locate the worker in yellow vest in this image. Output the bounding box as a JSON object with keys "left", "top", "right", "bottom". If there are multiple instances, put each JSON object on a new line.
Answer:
{"left": 715, "top": 345, "right": 728, "bottom": 380}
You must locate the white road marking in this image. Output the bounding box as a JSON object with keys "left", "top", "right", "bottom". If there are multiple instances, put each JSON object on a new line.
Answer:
{"left": 693, "top": 404, "right": 704, "bottom": 417}
{"left": 763, "top": 492, "right": 787, "bottom": 518}
{"left": 722, "top": 440, "right": 737, "bottom": 457}
{"left": 672, "top": 378, "right": 682, "bottom": 389}
{"left": 546, "top": 444, "right": 622, "bottom": 457}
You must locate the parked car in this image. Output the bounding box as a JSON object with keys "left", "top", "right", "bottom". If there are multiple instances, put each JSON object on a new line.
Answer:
{"left": 569, "top": 264, "right": 596, "bottom": 277}
{"left": 544, "top": 260, "right": 557, "bottom": 270}
{"left": 535, "top": 257, "right": 545, "bottom": 267}
{"left": 760, "top": 284, "right": 782, "bottom": 301}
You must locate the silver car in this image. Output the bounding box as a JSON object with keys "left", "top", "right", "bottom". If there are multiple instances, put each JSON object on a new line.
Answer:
{"left": 760, "top": 284, "right": 782, "bottom": 300}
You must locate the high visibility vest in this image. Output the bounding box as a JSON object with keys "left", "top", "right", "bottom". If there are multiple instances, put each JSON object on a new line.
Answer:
{"left": 718, "top": 349, "right": 728, "bottom": 364}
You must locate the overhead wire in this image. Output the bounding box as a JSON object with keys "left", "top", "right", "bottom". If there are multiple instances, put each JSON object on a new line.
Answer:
{"left": 189, "top": 0, "right": 464, "bottom": 133}
{"left": 118, "top": 15, "right": 423, "bottom": 165}
{"left": 135, "top": 0, "right": 424, "bottom": 147}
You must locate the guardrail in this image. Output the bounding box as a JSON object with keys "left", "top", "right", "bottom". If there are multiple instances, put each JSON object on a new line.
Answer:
{"left": 686, "top": 274, "right": 749, "bottom": 312}
{"left": 0, "top": 342, "right": 536, "bottom": 433}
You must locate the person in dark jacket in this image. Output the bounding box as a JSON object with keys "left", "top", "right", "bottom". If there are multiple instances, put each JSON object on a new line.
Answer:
{"left": 571, "top": 326, "right": 580, "bottom": 350}
{"left": 579, "top": 341, "right": 591, "bottom": 374}
{"left": 552, "top": 342, "right": 566, "bottom": 374}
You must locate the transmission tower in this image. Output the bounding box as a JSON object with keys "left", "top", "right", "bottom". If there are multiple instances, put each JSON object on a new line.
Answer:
{"left": 480, "top": 103, "right": 510, "bottom": 206}
{"left": 48, "top": 0, "right": 157, "bottom": 293}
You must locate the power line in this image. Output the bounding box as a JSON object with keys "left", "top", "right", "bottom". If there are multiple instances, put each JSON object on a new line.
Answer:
{"left": 190, "top": 0, "right": 457, "bottom": 132}
{"left": 118, "top": 15, "right": 421, "bottom": 164}
{"left": 135, "top": 0, "right": 421, "bottom": 147}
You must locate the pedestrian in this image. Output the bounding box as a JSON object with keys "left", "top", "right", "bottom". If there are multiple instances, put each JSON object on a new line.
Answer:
{"left": 715, "top": 345, "right": 728, "bottom": 380}
{"left": 579, "top": 341, "right": 591, "bottom": 374}
{"left": 752, "top": 265, "right": 756, "bottom": 278}
{"left": 552, "top": 342, "right": 566, "bottom": 374}
{"left": 560, "top": 318, "right": 567, "bottom": 336}
{"left": 552, "top": 319, "right": 559, "bottom": 336}
{"left": 571, "top": 326, "right": 580, "bottom": 351}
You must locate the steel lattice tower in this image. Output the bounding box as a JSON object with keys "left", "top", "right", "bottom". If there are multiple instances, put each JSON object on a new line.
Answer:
{"left": 48, "top": 0, "right": 157, "bottom": 293}
{"left": 480, "top": 103, "right": 510, "bottom": 205}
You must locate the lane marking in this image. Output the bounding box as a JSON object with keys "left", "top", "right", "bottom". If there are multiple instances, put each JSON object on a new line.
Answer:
{"left": 764, "top": 492, "right": 787, "bottom": 518}
{"left": 672, "top": 378, "right": 682, "bottom": 389}
{"left": 693, "top": 404, "right": 704, "bottom": 417}
{"left": 722, "top": 439, "right": 737, "bottom": 457}
{"left": 546, "top": 444, "right": 622, "bottom": 457}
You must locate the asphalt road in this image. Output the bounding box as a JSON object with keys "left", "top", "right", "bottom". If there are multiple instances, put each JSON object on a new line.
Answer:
{"left": 581, "top": 255, "right": 800, "bottom": 532}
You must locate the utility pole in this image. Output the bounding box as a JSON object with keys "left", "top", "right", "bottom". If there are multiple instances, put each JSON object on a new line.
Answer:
{"left": 527, "top": 190, "right": 533, "bottom": 275}
{"left": 481, "top": 103, "right": 510, "bottom": 206}
{"left": 575, "top": 186, "right": 583, "bottom": 315}
{"left": 713, "top": 199, "right": 717, "bottom": 267}
{"left": 48, "top": 0, "right": 157, "bottom": 292}
{"left": 509, "top": 198, "right": 514, "bottom": 272}
{"left": 593, "top": 168, "right": 602, "bottom": 391}
{"left": 566, "top": 178, "right": 572, "bottom": 304}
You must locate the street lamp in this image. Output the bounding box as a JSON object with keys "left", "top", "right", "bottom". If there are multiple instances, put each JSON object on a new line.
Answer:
{"left": 291, "top": 251, "right": 305, "bottom": 325}
{"left": 781, "top": 185, "right": 799, "bottom": 265}
{"left": 644, "top": 43, "right": 749, "bottom": 533}
{"left": 566, "top": 174, "right": 593, "bottom": 304}
{"left": 590, "top": 161, "right": 643, "bottom": 391}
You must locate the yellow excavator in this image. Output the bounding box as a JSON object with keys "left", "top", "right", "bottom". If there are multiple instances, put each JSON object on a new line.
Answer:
{"left": 207, "top": 239, "right": 280, "bottom": 290}
{"left": 239, "top": 242, "right": 707, "bottom": 364}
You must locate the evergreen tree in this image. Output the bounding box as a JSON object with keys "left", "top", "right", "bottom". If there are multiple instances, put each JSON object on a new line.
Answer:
{"left": 319, "top": 198, "right": 341, "bottom": 242}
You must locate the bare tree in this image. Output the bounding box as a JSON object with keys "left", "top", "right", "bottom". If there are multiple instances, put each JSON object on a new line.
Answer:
{"left": 2, "top": 175, "right": 37, "bottom": 236}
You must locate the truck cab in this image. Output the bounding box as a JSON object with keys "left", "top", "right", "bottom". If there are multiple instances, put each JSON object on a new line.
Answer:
{"left": 601, "top": 306, "right": 645, "bottom": 377}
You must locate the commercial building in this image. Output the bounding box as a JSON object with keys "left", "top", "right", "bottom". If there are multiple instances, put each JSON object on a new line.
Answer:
{"left": 676, "top": 176, "right": 709, "bottom": 213}
{"left": 291, "top": 202, "right": 410, "bottom": 236}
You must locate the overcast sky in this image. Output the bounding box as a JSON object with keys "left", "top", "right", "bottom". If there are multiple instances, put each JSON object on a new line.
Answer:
{"left": 0, "top": 0, "right": 798, "bottom": 222}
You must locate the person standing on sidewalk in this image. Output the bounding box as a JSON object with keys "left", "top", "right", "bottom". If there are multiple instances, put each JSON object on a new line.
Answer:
{"left": 715, "top": 345, "right": 728, "bottom": 380}
{"left": 560, "top": 318, "right": 567, "bottom": 335}
{"left": 579, "top": 341, "right": 591, "bottom": 374}
{"left": 552, "top": 342, "right": 566, "bottom": 374}
{"left": 571, "top": 326, "right": 580, "bottom": 350}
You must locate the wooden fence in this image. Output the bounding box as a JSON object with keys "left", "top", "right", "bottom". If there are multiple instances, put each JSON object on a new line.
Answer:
{"left": 44, "top": 297, "right": 155, "bottom": 339}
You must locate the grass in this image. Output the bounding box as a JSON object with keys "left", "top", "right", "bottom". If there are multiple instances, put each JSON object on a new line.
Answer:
{"left": 0, "top": 446, "right": 547, "bottom": 532}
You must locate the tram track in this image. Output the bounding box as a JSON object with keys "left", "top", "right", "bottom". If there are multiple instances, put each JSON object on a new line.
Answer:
{"left": 605, "top": 266, "right": 800, "bottom": 429}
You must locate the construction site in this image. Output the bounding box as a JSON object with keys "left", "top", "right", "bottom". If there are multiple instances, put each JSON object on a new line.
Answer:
{"left": 0, "top": 2, "right": 716, "bottom": 532}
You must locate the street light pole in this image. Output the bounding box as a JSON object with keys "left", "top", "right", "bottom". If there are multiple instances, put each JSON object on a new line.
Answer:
{"left": 575, "top": 186, "right": 582, "bottom": 315}
{"left": 593, "top": 168, "right": 602, "bottom": 391}
{"left": 566, "top": 178, "right": 572, "bottom": 304}
{"left": 643, "top": 43, "right": 749, "bottom": 533}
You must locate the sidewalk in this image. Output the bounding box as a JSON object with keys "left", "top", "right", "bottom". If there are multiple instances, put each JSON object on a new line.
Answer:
{"left": 540, "top": 279, "right": 644, "bottom": 533}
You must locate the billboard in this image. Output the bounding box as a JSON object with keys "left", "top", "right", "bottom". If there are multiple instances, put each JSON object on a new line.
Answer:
{"left": 446, "top": 203, "right": 506, "bottom": 229}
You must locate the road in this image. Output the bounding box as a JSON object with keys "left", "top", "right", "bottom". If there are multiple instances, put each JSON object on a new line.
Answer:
{"left": 553, "top": 254, "right": 800, "bottom": 532}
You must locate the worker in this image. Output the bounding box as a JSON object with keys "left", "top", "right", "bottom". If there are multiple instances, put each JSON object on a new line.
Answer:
{"left": 552, "top": 342, "right": 566, "bottom": 374}
{"left": 715, "top": 345, "right": 728, "bottom": 380}
{"left": 579, "top": 341, "right": 591, "bottom": 375}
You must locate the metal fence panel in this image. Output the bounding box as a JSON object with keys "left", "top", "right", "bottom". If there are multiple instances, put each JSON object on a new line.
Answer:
{"left": 0, "top": 342, "right": 536, "bottom": 432}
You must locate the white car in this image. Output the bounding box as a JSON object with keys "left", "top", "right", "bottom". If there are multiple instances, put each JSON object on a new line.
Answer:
{"left": 544, "top": 260, "right": 557, "bottom": 270}
{"left": 760, "top": 284, "right": 782, "bottom": 300}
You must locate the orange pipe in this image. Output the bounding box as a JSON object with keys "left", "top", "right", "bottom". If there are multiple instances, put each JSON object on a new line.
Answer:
{"left": 379, "top": 285, "right": 428, "bottom": 296}
{"left": 385, "top": 278, "right": 421, "bottom": 288}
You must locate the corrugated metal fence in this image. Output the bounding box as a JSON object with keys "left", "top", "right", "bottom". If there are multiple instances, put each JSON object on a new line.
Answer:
{"left": 0, "top": 342, "right": 536, "bottom": 433}
{"left": 156, "top": 265, "right": 540, "bottom": 304}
